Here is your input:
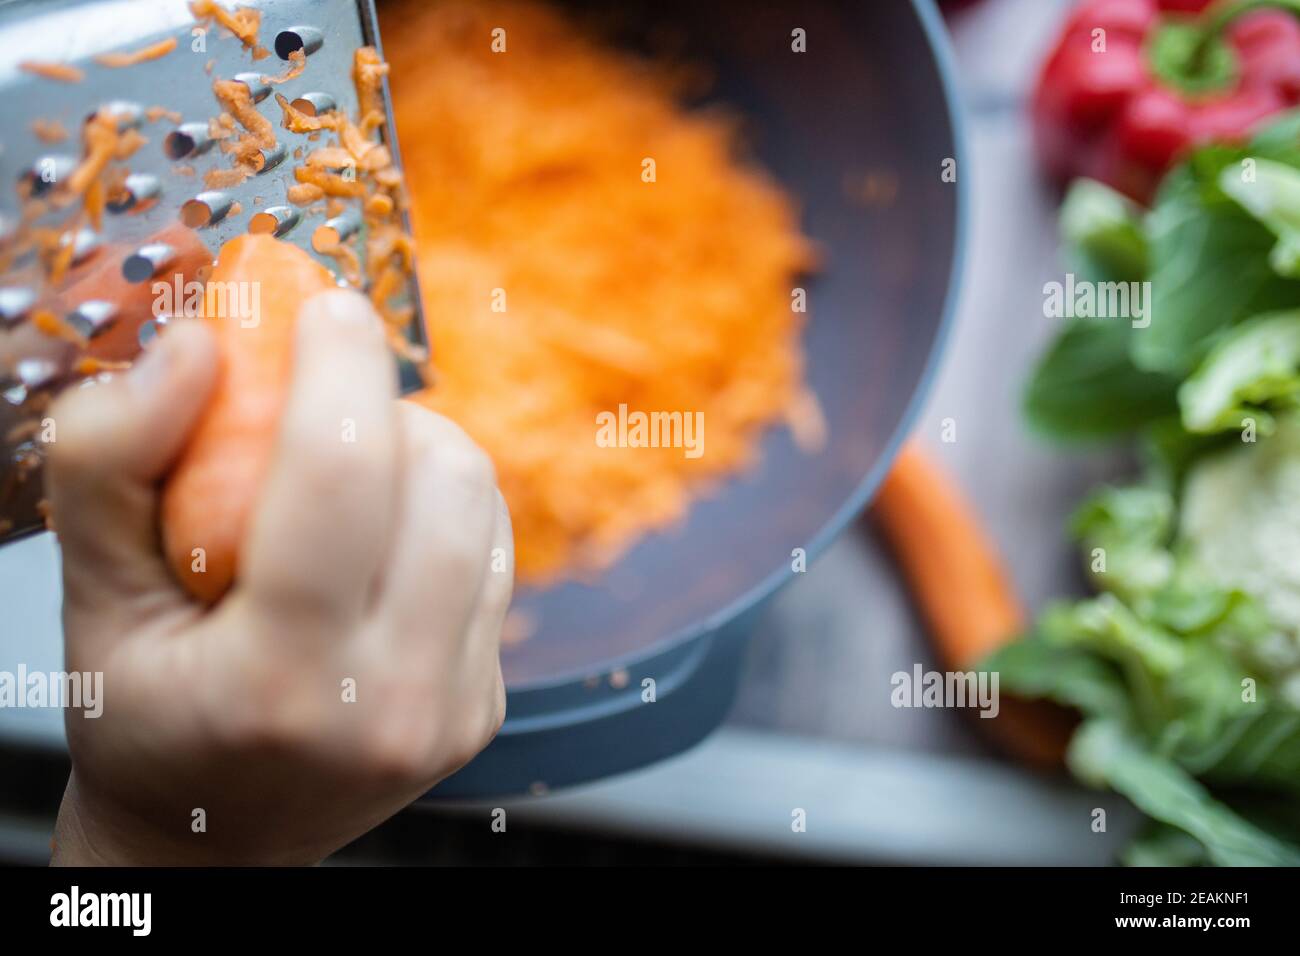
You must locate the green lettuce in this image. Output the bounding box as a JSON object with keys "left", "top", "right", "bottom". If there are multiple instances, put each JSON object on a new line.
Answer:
{"left": 1010, "top": 111, "right": 1300, "bottom": 866}
{"left": 1023, "top": 113, "right": 1300, "bottom": 440}
{"left": 1219, "top": 158, "right": 1300, "bottom": 280}
{"left": 986, "top": 474, "right": 1300, "bottom": 864}
{"left": 1178, "top": 311, "right": 1300, "bottom": 435}
{"left": 1022, "top": 180, "right": 1179, "bottom": 442}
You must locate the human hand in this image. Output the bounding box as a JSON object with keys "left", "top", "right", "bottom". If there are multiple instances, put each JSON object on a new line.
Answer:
{"left": 47, "top": 290, "right": 509, "bottom": 865}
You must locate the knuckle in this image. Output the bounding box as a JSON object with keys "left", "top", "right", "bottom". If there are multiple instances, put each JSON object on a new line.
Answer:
{"left": 397, "top": 402, "right": 438, "bottom": 458}
{"left": 454, "top": 680, "right": 506, "bottom": 767}
{"left": 420, "top": 412, "right": 494, "bottom": 486}
{"left": 357, "top": 681, "right": 440, "bottom": 783}
{"left": 205, "top": 662, "right": 322, "bottom": 754}
{"left": 439, "top": 534, "right": 490, "bottom": 583}
{"left": 246, "top": 579, "right": 350, "bottom": 637}
{"left": 211, "top": 691, "right": 314, "bottom": 756}
{"left": 363, "top": 717, "right": 435, "bottom": 783}
{"left": 448, "top": 727, "right": 487, "bottom": 773}
{"left": 439, "top": 442, "right": 496, "bottom": 497}
{"left": 405, "top": 405, "right": 496, "bottom": 488}
{"left": 481, "top": 567, "right": 515, "bottom": 621}
{"left": 490, "top": 682, "right": 507, "bottom": 738}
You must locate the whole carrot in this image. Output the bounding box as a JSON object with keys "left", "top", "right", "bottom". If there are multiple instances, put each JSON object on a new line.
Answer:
{"left": 871, "top": 443, "right": 1073, "bottom": 766}
{"left": 873, "top": 443, "right": 1024, "bottom": 669}
{"left": 161, "top": 234, "right": 335, "bottom": 602}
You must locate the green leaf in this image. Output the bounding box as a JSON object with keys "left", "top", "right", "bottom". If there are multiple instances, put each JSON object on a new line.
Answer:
{"left": 1130, "top": 115, "right": 1300, "bottom": 375}
{"left": 981, "top": 638, "right": 1131, "bottom": 720}
{"left": 1178, "top": 310, "right": 1300, "bottom": 433}
{"left": 1040, "top": 595, "right": 1186, "bottom": 681}
{"left": 1023, "top": 180, "right": 1176, "bottom": 441}
{"left": 1069, "top": 719, "right": 1300, "bottom": 866}
{"left": 1023, "top": 319, "right": 1179, "bottom": 441}
{"left": 1069, "top": 485, "right": 1176, "bottom": 600}
{"left": 1059, "top": 179, "right": 1149, "bottom": 282}
{"left": 1121, "top": 821, "right": 1209, "bottom": 867}
{"left": 1070, "top": 484, "right": 1173, "bottom": 547}
{"left": 1188, "top": 710, "right": 1300, "bottom": 793}
{"left": 1140, "top": 416, "right": 1234, "bottom": 488}
{"left": 1134, "top": 168, "right": 1300, "bottom": 376}
{"left": 1242, "top": 109, "right": 1300, "bottom": 166}
{"left": 1220, "top": 158, "right": 1300, "bottom": 279}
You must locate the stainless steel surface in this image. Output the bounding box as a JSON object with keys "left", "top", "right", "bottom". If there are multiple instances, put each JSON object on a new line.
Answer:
{"left": 66, "top": 299, "right": 117, "bottom": 338}
{"left": 0, "top": 0, "right": 385, "bottom": 267}
{"left": 0, "top": 0, "right": 426, "bottom": 545}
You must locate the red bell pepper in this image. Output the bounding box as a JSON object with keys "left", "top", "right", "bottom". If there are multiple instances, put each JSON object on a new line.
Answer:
{"left": 1032, "top": 0, "right": 1300, "bottom": 203}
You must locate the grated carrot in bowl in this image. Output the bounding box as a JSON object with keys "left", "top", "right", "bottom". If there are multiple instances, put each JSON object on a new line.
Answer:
{"left": 384, "top": 0, "right": 821, "bottom": 585}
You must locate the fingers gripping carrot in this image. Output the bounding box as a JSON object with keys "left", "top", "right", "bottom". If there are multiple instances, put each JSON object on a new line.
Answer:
{"left": 161, "top": 234, "right": 335, "bottom": 602}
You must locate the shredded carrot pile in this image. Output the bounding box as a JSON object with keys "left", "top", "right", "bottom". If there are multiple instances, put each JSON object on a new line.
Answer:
{"left": 384, "top": 0, "right": 818, "bottom": 584}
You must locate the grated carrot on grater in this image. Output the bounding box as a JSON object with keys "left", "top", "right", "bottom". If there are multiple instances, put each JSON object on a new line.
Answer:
{"left": 94, "top": 37, "right": 178, "bottom": 68}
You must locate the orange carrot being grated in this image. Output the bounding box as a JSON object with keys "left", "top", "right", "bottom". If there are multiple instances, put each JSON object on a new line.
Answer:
{"left": 161, "top": 235, "right": 336, "bottom": 603}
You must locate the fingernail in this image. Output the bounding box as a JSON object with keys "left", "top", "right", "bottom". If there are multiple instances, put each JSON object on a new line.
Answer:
{"left": 310, "top": 290, "right": 380, "bottom": 329}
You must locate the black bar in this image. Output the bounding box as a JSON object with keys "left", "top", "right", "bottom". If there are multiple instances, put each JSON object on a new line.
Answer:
{"left": 0, "top": 866, "right": 1284, "bottom": 940}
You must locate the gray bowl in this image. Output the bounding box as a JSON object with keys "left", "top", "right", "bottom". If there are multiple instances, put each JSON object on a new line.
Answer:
{"left": 433, "top": 0, "right": 968, "bottom": 797}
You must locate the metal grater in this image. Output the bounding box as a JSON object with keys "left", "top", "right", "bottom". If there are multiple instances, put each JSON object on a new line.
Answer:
{"left": 0, "top": 0, "right": 426, "bottom": 548}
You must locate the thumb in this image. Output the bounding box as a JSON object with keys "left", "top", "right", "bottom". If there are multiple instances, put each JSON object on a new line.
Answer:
{"left": 45, "top": 320, "right": 218, "bottom": 613}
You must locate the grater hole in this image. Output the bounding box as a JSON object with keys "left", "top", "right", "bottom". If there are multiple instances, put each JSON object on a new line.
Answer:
{"left": 122, "top": 244, "right": 176, "bottom": 283}
{"left": 138, "top": 316, "right": 168, "bottom": 347}
{"left": 256, "top": 143, "right": 287, "bottom": 174}
{"left": 15, "top": 358, "right": 60, "bottom": 392}
{"left": 64, "top": 228, "right": 99, "bottom": 265}
{"left": 312, "top": 211, "right": 361, "bottom": 252}
{"left": 249, "top": 205, "right": 299, "bottom": 237}
{"left": 180, "top": 201, "right": 211, "bottom": 228}
{"left": 106, "top": 173, "right": 161, "bottom": 214}
{"left": 0, "top": 288, "right": 36, "bottom": 330}
{"left": 86, "top": 100, "right": 143, "bottom": 131}
{"left": 311, "top": 225, "right": 340, "bottom": 252}
{"left": 180, "top": 191, "right": 232, "bottom": 228}
{"left": 164, "top": 125, "right": 211, "bottom": 161}
{"left": 66, "top": 301, "right": 118, "bottom": 340}
{"left": 233, "top": 73, "right": 271, "bottom": 104}
{"left": 165, "top": 130, "right": 196, "bottom": 160}
{"left": 290, "top": 92, "right": 335, "bottom": 117}
{"left": 275, "top": 26, "right": 323, "bottom": 60}
{"left": 21, "top": 156, "right": 76, "bottom": 197}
